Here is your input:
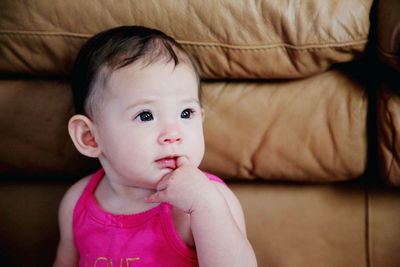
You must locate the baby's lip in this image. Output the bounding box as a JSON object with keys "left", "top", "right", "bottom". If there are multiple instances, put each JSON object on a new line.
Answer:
{"left": 155, "top": 155, "right": 180, "bottom": 169}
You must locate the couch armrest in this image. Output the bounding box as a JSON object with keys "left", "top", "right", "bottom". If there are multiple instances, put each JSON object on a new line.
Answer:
{"left": 375, "top": 0, "right": 400, "bottom": 71}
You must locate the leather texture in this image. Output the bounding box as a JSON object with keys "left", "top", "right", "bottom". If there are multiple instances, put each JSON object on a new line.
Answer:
{"left": 368, "top": 187, "right": 400, "bottom": 267}
{"left": 375, "top": 0, "right": 400, "bottom": 71}
{"left": 0, "top": 79, "right": 98, "bottom": 179}
{"left": 231, "top": 182, "right": 367, "bottom": 267}
{"left": 0, "top": 75, "right": 368, "bottom": 182}
{"left": 0, "top": 0, "right": 371, "bottom": 79}
{"left": 377, "top": 82, "right": 400, "bottom": 186}
{"left": 202, "top": 70, "right": 367, "bottom": 181}
{"left": 0, "top": 0, "right": 399, "bottom": 266}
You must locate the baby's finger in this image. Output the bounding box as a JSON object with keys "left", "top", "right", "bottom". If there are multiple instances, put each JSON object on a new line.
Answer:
{"left": 176, "top": 156, "right": 190, "bottom": 167}
{"left": 156, "top": 179, "right": 169, "bottom": 191}
{"left": 156, "top": 172, "right": 172, "bottom": 191}
{"left": 145, "top": 191, "right": 166, "bottom": 204}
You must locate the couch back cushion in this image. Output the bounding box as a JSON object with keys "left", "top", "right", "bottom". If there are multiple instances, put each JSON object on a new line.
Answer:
{"left": 0, "top": 0, "right": 372, "bottom": 79}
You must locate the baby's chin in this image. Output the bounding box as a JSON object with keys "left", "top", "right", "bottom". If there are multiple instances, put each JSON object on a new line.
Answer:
{"left": 160, "top": 167, "right": 177, "bottom": 176}
{"left": 151, "top": 168, "right": 174, "bottom": 183}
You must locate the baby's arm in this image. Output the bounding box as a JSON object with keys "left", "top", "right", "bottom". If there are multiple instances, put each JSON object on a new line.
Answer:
{"left": 191, "top": 180, "right": 257, "bottom": 267}
{"left": 53, "top": 177, "right": 89, "bottom": 267}
{"left": 146, "top": 157, "right": 257, "bottom": 267}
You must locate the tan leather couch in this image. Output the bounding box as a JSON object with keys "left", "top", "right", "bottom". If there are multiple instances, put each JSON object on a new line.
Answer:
{"left": 1, "top": 0, "right": 399, "bottom": 266}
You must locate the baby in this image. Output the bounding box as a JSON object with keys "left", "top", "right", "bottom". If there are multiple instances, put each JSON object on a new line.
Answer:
{"left": 53, "top": 26, "right": 257, "bottom": 267}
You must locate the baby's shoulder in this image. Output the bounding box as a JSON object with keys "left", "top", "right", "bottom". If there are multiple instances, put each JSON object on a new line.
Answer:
{"left": 65, "top": 176, "right": 91, "bottom": 200}
{"left": 59, "top": 175, "right": 92, "bottom": 217}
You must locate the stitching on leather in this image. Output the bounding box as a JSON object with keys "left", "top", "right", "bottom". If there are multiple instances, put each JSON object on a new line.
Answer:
{"left": 0, "top": 30, "right": 91, "bottom": 39}
{"left": 180, "top": 39, "right": 367, "bottom": 51}
{"left": 0, "top": 30, "right": 367, "bottom": 51}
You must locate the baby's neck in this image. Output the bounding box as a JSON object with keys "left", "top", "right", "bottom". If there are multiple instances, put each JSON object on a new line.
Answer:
{"left": 94, "top": 175, "right": 159, "bottom": 215}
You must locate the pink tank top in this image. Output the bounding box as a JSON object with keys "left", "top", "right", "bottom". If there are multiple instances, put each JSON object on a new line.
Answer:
{"left": 73, "top": 168, "right": 224, "bottom": 267}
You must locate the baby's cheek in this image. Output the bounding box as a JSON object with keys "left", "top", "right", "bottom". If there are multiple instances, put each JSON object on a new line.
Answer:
{"left": 193, "top": 141, "right": 205, "bottom": 167}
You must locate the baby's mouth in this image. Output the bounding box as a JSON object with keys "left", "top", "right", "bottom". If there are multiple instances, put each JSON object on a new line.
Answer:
{"left": 155, "top": 156, "right": 178, "bottom": 170}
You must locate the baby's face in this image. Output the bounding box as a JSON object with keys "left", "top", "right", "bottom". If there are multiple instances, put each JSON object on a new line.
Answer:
{"left": 93, "top": 61, "right": 204, "bottom": 189}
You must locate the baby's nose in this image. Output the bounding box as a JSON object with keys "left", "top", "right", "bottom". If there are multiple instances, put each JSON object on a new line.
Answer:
{"left": 158, "top": 126, "right": 182, "bottom": 144}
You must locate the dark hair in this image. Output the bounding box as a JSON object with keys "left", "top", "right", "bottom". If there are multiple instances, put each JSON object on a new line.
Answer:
{"left": 71, "top": 25, "right": 200, "bottom": 117}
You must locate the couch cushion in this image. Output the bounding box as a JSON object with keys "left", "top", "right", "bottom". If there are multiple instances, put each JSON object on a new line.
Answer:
{"left": 368, "top": 186, "right": 400, "bottom": 266}
{"left": 231, "top": 182, "right": 368, "bottom": 266}
{"left": 0, "top": 0, "right": 372, "bottom": 79}
{"left": 201, "top": 70, "right": 368, "bottom": 181}
{"left": 0, "top": 79, "right": 98, "bottom": 180}
{"left": 0, "top": 70, "right": 367, "bottom": 182}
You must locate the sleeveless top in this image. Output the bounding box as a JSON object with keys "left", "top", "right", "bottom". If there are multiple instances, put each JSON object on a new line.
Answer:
{"left": 73, "top": 168, "right": 224, "bottom": 267}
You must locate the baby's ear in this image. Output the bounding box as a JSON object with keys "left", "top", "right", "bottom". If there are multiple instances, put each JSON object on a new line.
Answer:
{"left": 68, "top": 115, "right": 101, "bottom": 158}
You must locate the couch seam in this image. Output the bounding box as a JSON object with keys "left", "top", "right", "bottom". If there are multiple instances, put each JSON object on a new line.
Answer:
{"left": 0, "top": 30, "right": 368, "bottom": 51}
{"left": 0, "top": 30, "right": 90, "bottom": 39}
{"left": 180, "top": 39, "right": 367, "bottom": 51}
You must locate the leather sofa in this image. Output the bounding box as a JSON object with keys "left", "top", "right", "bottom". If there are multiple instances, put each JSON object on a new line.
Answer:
{"left": 1, "top": 0, "right": 399, "bottom": 266}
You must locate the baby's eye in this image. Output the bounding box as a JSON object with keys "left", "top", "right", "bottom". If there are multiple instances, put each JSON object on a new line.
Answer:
{"left": 181, "top": 109, "right": 194, "bottom": 119}
{"left": 135, "top": 111, "right": 153, "bottom": 121}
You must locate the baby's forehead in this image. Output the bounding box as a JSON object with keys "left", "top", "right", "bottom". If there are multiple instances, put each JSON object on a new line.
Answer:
{"left": 95, "top": 60, "right": 198, "bottom": 99}
{"left": 104, "top": 59, "right": 197, "bottom": 86}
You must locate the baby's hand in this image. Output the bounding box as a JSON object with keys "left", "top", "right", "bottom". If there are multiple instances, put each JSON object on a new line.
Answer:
{"left": 145, "top": 157, "right": 217, "bottom": 214}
